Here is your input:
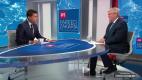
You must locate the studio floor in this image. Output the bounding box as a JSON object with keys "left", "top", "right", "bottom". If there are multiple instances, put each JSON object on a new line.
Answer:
{"left": 0, "top": 59, "right": 140, "bottom": 80}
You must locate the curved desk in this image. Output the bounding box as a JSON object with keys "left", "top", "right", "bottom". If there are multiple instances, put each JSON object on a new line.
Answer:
{"left": 0, "top": 39, "right": 109, "bottom": 68}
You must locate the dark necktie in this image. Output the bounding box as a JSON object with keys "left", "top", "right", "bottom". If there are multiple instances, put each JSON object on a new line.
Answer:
{"left": 30, "top": 24, "right": 34, "bottom": 34}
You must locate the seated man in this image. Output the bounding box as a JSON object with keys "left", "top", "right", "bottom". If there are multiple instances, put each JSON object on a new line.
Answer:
{"left": 16, "top": 9, "right": 46, "bottom": 46}
{"left": 86, "top": 7, "right": 130, "bottom": 76}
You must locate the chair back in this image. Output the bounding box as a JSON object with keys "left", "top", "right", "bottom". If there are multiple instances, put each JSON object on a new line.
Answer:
{"left": 108, "top": 32, "right": 134, "bottom": 64}
{"left": 127, "top": 32, "right": 134, "bottom": 54}
{"left": 7, "top": 30, "right": 16, "bottom": 48}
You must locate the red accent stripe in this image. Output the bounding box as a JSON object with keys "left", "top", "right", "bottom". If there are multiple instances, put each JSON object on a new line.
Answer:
{"left": 112, "top": 0, "right": 118, "bottom": 7}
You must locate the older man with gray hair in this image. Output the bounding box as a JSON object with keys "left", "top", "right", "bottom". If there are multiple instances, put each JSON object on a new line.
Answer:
{"left": 85, "top": 7, "right": 129, "bottom": 76}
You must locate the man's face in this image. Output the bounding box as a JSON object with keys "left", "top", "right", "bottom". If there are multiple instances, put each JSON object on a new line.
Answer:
{"left": 28, "top": 13, "right": 38, "bottom": 24}
{"left": 108, "top": 11, "right": 117, "bottom": 22}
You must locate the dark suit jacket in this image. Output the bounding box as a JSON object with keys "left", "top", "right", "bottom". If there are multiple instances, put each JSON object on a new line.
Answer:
{"left": 104, "top": 18, "right": 130, "bottom": 53}
{"left": 16, "top": 20, "right": 44, "bottom": 45}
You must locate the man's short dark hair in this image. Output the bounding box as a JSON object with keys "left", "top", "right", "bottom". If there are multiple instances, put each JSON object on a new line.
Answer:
{"left": 26, "top": 9, "right": 37, "bottom": 18}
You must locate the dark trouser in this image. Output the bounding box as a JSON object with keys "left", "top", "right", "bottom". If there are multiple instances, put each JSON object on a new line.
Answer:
{"left": 90, "top": 53, "right": 114, "bottom": 73}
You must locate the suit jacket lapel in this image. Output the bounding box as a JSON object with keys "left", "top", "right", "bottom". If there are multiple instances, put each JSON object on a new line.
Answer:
{"left": 24, "top": 20, "right": 31, "bottom": 29}
{"left": 24, "top": 20, "right": 34, "bottom": 35}
{"left": 105, "top": 23, "right": 112, "bottom": 39}
{"left": 106, "top": 18, "right": 120, "bottom": 39}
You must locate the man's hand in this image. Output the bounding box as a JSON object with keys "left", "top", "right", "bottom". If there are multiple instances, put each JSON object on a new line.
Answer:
{"left": 96, "top": 38, "right": 105, "bottom": 43}
{"left": 34, "top": 40, "right": 39, "bottom": 44}
{"left": 47, "top": 39, "right": 56, "bottom": 42}
{"left": 29, "top": 40, "right": 39, "bottom": 44}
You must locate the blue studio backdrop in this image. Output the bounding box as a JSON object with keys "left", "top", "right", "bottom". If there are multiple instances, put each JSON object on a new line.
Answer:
{"left": 0, "top": 0, "right": 26, "bottom": 47}
{"left": 119, "top": 0, "right": 142, "bottom": 54}
{"left": 57, "top": 0, "right": 81, "bottom": 39}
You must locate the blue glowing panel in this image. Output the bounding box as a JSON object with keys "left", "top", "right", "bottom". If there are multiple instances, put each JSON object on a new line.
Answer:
{"left": 0, "top": 0, "right": 26, "bottom": 47}
{"left": 119, "top": 0, "right": 142, "bottom": 54}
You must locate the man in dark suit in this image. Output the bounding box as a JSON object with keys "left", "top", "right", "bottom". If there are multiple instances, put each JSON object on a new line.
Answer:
{"left": 86, "top": 8, "right": 130, "bottom": 76}
{"left": 16, "top": 9, "right": 46, "bottom": 46}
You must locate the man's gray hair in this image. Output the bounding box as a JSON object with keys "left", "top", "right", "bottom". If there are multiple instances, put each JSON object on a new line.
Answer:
{"left": 108, "top": 7, "right": 120, "bottom": 16}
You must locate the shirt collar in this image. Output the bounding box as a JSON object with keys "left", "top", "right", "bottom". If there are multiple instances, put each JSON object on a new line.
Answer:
{"left": 27, "top": 19, "right": 32, "bottom": 27}
{"left": 113, "top": 17, "right": 119, "bottom": 23}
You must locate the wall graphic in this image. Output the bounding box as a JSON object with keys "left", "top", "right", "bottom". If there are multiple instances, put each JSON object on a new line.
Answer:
{"left": 119, "top": 0, "right": 142, "bottom": 54}
{"left": 57, "top": 0, "right": 81, "bottom": 39}
{"left": 0, "top": 0, "right": 26, "bottom": 47}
